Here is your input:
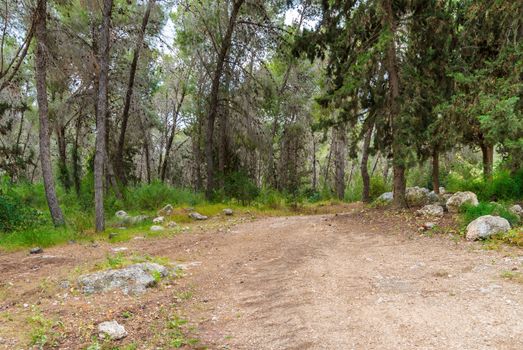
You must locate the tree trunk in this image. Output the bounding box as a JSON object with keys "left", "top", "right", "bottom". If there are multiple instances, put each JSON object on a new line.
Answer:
{"left": 56, "top": 124, "right": 70, "bottom": 191}
{"left": 72, "top": 116, "right": 82, "bottom": 196}
{"left": 361, "top": 125, "right": 373, "bottom": 202}
{"left": 481, "top": 143, "right": 494, "bottom": 180}
{"left": 94, "top": 0, "right": 112, "bottom": 232}
{"left": 432, "top": 148, "right": 440, "bottom": 194}
{"left": 334, "top": 124, "right": 346, "bottom": 200}
{"left": 312, "top": 133, "right": 317, "bottom": 191}
{"left": 115, "top": 0, "right": 155, "bottom": 184}
{"left": 383, "top": 0, "right": 406, "bottom": 208}
{"left": 205, "top": 0, "right": 244, "bottom": 198}
{"left": 34, "top": 0, "right": 64, "bottom": 227}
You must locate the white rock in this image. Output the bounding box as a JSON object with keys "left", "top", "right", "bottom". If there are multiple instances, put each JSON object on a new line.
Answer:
{"left": 150, "top": 225, "right": 165, "bottom": 232}
{"left": 446, "top": 191, "right": 479, "bottom": 213}
{"left": 417, "top": 204, "right": 444, "bottom": 217}
{"left": 152, "top": 216, "right": 165, "bottom": 224}
{"left": 115, "top": 210, "right": 128, "bottom": 219}
{"left": 466, "top": 215, "right": 510, "bottom": 241}
{"left": 509, "top": 204, "right": 522, "bottom": 217}
{"left": 223, "top": 208, "right": 234, "bottom": 216}
{"left": 189, "top": 212, "right": 208, "bottom": 220}
{"left": 406, "top": 187, "right": 430, "bottom": 206}
{"left": 377, "top": 192, "right": 393, "bottom": 202}
{"left": 98, "top": 320, "right": 127, "bottom": 340}
{"left": 157, "top": 204, "right": 174, "bottom": 216}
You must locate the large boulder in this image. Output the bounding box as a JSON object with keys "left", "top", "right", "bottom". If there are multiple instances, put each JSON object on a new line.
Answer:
{"left": 78, "top": 263, "right": 168, "bottom": 295}
{"left": 98, "top": 320, "right": 127, "bottom": 340}
{"left": 446, "top": 191, "right": 479, "bottom": 213}
{"left": 416, "top": 204, "right": 444, "bottom": 217}
{"left": 406, "top": 187, "right": 430, "bottom": 206}
{"left": 466, "top": 215, "right": 511, "bottom": 241}
{"left": 157, "top": 204, "right": 174, "bottom": 217}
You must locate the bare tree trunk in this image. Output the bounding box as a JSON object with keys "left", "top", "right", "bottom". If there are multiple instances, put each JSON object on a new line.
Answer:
{"left": 383, "top": 0, "right": 406, "bottom": 208}
{"left": 480, "top": 143, "right": 494, "bottom": 180}
{"left": 161, "top": 91, "right": 185, "bottom": 181}
{"left": 94, "top": 0, "right": 112, "bottom": 232}
{"left": 361, "top": 125, "right": 373, "bottom": 202}
{"left": 205, "top": 0, "right": 244, "bottom": 198}
{"left": 72, "top": 116, "right": 82, "bottom": 196}
{"left": 312, "top": 132, "right": 317, "bottom": 191}
{"left": 334, "top": 124, "right": 346, "bottom": 200}
{"left": 34, "top": 0, "right": 64, "bottom": 226}
{"left": 432, "top": 147, "right": 440, "bottom": 194}
{"left": 115, "top": 0, "right": 155, "bottom": 184}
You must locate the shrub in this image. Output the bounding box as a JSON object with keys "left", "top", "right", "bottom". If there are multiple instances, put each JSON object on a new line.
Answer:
{"left": 0, "top": 178, "right": 46, "bottom": 232}
{"left": 222, "top": 171, "right": 259, "bottom": 205}
{"left": 447, "top": 169, "right": 523, "bottom": 201}
{"left": 124, "top": 182, "right": 204, "bottom": 211}
{"left": 461, "top": 202, "right": 520, "bottom": 226}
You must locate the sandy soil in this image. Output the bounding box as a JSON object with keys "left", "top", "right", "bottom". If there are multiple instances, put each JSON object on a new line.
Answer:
{"left": 0, "top": 204, "right": 522, "bottom": 349}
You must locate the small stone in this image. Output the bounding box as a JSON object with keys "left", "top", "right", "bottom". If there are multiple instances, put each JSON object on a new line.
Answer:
{"left": 189, "top": 212, "right": 208, "bottom": 220}
{"left": 509, "top": 204, "right": 522, "bottom": 217}
{"left": 150, "top": 225, "right": 165, "bottom": 232}
{"left": 60, "top": 280, "right": 70, "bottom": 289}
{"left": 108, "top": 232, "right": 118, "bottom": 239}
{"left": 111, "top": 247, "right": 128, "bottom": 252}
{"left": 167, "top": 222, "right": 178, "bottom": 228}
{"left": 98, "top": 320, "right": 127, "bottom": 340}
{"left": 157, "top": 204, "right": 174, "bottom": 216}
{"left": 223, "top": 208, "right": 233, "bottom": 216}
{"left": 30, "top": 247, "right": 43, "bottom": 254}
{"left": 153, "top": 216, "right": 165, "bottom": 224}
{"left": 115, "top": 210, "right": 128, "bottom": 219}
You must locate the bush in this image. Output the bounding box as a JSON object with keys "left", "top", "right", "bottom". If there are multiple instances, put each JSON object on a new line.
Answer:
{"left": 447, "top": 169, "right": 523, "bottom": 201}
{"left": 124, "top": 182, "right": 204, "bottom": 211}
{"left": 461, "top": 202, "right": 520, "bottom": 226}
{"left": 222, "top": 171, "right": 259, "bottom": 205}
{"left": 0, "top": 178, "right": 47, "bottom": 232}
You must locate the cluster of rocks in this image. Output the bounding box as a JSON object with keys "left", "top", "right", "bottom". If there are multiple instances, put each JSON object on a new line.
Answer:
{"left": 378, "top": 188, "right": 521, "bottom": 241}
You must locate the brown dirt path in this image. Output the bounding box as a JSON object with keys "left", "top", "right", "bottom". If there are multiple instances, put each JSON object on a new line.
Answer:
{"left": 0, "top": 205, "right": 522, "bottom": 349}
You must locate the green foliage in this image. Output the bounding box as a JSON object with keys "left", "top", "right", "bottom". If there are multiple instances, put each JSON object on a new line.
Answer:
{"left": 123, "top": 182, "right": 204, "bottom": 211}
{"left": 221, "top": 171, "right": 260, "bottom": 205}
{"left": 0, "top": 178, "right": 47, "bottom": 232}
{"left": 461, "top": 202, "right": 520, "bottom": 227}
{"left": 447, "top": 170, "right": 523, "bottom": 201}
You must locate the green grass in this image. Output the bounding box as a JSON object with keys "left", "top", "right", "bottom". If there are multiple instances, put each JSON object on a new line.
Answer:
{"left": 461, "top": 201, "right": 520, "bottom": 226}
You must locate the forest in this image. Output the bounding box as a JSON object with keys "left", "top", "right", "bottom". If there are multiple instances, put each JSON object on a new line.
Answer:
{"left": 0, "top": 0, "right": 522, "bottom": 348}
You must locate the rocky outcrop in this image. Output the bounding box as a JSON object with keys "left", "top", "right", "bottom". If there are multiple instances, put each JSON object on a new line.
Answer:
{"left": 406, "top": 187, "right": 430, "bottom": 206}
{"left": 465, "top": 215, "right": 510, "bottom": 241}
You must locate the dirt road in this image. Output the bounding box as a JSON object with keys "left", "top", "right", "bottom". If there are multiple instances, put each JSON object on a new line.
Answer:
{"left": 1, "top": 205, "right": 522, "bottom": 349}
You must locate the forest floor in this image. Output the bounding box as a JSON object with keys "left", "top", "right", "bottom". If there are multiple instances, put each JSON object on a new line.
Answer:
{"left": 0, "top": 203, "right": 522, "bottom": 350}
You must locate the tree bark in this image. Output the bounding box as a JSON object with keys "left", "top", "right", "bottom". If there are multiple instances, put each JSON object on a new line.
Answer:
{"left": 160, "top": 93, "right": 184, "bottom": 182}
{"left": 334, "top": 124, "right": 346, "bottom": 200}
{"left": 115, "top": 0, "right": 155, "bottom": 184}
{"left": 361, "top": 125, "right": 373, "bottom": 202}
{"left": 34, "top": 0, "right": 65, "bottom": 227}
{"left": 383, "top": 0, "right": 406, "bottom": 208}
{"left": 481, "top": 143, "right": 494, "bottom": 180}
{"left": 72, "top": 116, "right": 82, "bottom": 196}
{"left": 432, "top": 148, "right": 440, "bottom": 194}
{"left": 205, "top": 0, "right": 244, "bottom": 198}
{"left": 94, "top": 0, "right": 112, "bottom": 232}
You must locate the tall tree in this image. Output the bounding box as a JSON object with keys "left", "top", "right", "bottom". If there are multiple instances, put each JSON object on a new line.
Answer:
{"left": 94, "top": 0, "right": 113, "bottom": 232}
{"left": 34, "top": 0, "right": 65, "bottom": 226}
{"left": 115, "top": 0, "right": 156, "bottom": 184}
{"left": 204, "top": 0, "right": 245, "bottom": 198}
